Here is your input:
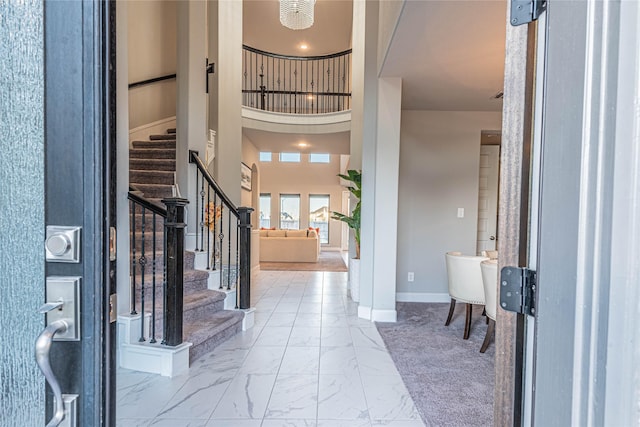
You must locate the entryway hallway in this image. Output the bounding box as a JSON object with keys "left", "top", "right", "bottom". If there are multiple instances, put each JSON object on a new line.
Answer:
{"left": 116, "top": 270, "right": 424, "bottom": 426}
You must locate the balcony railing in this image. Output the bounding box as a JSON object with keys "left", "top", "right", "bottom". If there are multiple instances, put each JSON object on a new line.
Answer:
{"left": 242, "top": 45, "right": 352, "bottom": 114}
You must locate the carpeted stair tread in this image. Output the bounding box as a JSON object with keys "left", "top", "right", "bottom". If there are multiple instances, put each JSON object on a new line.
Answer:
{"left": 131, "top": 140, "right": 176, "bottom": 150}
{"left": 183, "top": 289, "right": 226, "bottom": 310}
{"left": 129, "top": 148, "right": 176, "bottom": 160}
{"left": 149, "top": 134, "right": 177, "bottom": 141}
{"left": 129, "top": 183, "right": 174, "bottom": 199}
{"left": 184, "top": 310, "right": 244, "bottom": 362}
{"left": 129, "top": 158, "right": 176, "bottom": 171}
{"left": 130, "top": 170, "right": 175, "bottom": 185}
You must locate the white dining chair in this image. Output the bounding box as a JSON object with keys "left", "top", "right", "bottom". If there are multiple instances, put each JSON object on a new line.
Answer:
{"left": 480, "top": 259, "right": 498, "bottom": 353}
{"left": 444, "top": 251, "right": 489, "bottom": 339}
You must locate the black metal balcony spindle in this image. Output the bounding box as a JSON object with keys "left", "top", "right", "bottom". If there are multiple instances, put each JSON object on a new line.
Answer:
{"left": 150, "top": 212, "right": 157, "bottom": 343}
{"left": 130, "top": 202, "right": 137, "bottom": 315}
{"left": 139, "top": 207, "right": 147, "bottom": 342}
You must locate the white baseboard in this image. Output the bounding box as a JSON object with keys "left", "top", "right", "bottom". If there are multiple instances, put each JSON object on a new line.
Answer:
{"left": 119, "top": 342, "right": 192, "bottom": 377}
{"left": 242, "top": 308, "right": 256, "bottom": 331}
{"left": 371, "top": 308, "right": 397, "bottom": 323}
{"left": 396, "top": 292, "right": 450, "bottom": 303}
{"left": 358, "top": 305, "right": 372, "bottom": 320}
{"left": 320, "top": 246, "right": 342, "bottom": 252}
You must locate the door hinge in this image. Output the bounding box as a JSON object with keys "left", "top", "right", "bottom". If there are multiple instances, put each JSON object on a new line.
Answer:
{"left": 510, "top": 0, "right": 547, "bottom": 26}
{"left": 499, "top": 266, "right": 537, "bottom": 316}
{"left": 206, "top": 58, "right": 215, "bottom": 94}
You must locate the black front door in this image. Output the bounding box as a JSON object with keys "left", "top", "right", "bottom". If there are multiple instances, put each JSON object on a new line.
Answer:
{"left": 42, "top": 1, "right": 116, "bottom": 425}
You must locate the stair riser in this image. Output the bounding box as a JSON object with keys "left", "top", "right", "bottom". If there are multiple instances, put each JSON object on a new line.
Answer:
{"left": 131, "top": 140, "right": 176, "bottom": 149}
{"left": 130, "top": 186, "right": 174, "bottom": 199}
{"left": 130, "top": 216, "right": 165, "bottom": 232}
{"left": 129, "top": 149, "right": 176, "bottom": 160}
{"left": 149, "top": 134, "right": 177, "bottom": 141}
{"left": 129, "top": 160, "right": 176, "bottom": 172}
{"left": 130, "top": 171, "right": 175, "bottom": 185}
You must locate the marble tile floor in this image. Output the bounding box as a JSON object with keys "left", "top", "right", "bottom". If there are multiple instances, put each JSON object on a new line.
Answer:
{"left": 117, "top": 270, "right": 425, "bottom": 427}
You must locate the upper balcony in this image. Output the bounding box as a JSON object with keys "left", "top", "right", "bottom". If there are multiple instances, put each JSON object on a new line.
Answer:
{"left": 241, "top": 45, "right": 352, "bottom": 134}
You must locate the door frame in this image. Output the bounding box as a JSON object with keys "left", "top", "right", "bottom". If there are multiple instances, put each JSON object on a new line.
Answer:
{"left": 494, "top": 1, "right": 538, "bottom": 424}
{"left": 44, "top": 1, "right": 116, "bottom": 425}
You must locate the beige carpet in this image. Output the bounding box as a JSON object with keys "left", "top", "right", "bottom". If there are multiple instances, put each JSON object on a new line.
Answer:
{"left": 260, "top": 251, "right": 348, "bottom": 272}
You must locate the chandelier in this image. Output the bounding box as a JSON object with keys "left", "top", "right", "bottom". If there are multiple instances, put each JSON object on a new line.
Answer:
{"left": 279, "top": 0, "right": 316, "bottom": 30}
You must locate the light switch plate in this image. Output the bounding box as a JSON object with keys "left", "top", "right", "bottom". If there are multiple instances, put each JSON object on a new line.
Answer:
{"left": 457, "top": 208, "right": 465, "bottom": 218}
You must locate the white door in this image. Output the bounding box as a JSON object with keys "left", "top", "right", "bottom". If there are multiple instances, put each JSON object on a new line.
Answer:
{"left": 476, "top": 145, "right": 499, "bottom": 254}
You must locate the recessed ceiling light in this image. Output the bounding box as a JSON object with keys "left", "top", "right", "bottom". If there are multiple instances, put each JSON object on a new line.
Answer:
{"left": 299, "top": 43, "right": 308, "bottom": 50}
{"left": 298, "top": 142, "right": 309, "bottom": 148}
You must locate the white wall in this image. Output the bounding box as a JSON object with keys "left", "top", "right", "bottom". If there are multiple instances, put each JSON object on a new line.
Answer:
{"left": 241, "top": 133, "right": 260, "bottom": 223}
{"left": 396, "top": 110, "right": 502, "bottom": 300}
{"left": 128, "top": 1, "right": 177, "bottom": 129}
{"left": 259, "top": 155, "right": 345, "bottom": 248}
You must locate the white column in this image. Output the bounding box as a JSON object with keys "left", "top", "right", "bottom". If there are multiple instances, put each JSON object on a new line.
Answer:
{"left": 370, "top": 77, "right": 402, "bottom": 322}
{"left": 177, "top": 0, "right": 208, "bottom": 239}
{"left": 353, "top": 0, "right": 379, "bottom": 320}
{"left": 212, "top": 0, "right": 243, "bottom": 207}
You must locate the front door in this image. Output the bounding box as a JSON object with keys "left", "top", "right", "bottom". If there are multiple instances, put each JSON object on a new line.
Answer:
{"left": 519, "top": 0, "right": 640, "bottom": 425}
{"left": 1, "top": 1, "right": 116, "bottom": 425}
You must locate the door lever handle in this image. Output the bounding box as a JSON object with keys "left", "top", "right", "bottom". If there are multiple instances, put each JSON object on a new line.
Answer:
{"left": 35, "top": 319, "right": 71, "bottom": 427}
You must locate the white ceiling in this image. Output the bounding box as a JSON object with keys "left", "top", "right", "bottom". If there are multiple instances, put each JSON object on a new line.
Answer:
{"left": 242, "top": 0, "right": 506, "bottom": 152}
{"left": 243, "top": 0, "right": 353, "bottom": 56}
{"left": 381, "top": 1, "right": 506, "bottom": 111}
{"left": 243, "top": 128, "right": 351, "bottom": 154}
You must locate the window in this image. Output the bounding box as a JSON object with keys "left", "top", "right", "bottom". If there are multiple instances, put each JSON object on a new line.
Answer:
{"left": 280, "top": 194, "right": 300, "bottom": 229}
{"left": 259, "top": 152, "right": 272, "bottom": 162}
{"left": 309, "top": 153, "right": 330, "bottom": 163}
{"left": 309, "top": 195, "right": 330, "bottom": 244}
{"left": 279, "top": 152, "right": 301, "bottom": 162}
{"left": 259, "top": 194, "right": 271, "bottom": 228}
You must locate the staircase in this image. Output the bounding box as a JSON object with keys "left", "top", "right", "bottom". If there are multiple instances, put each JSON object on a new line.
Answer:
{"left": 128, "top": 129, "right": 244, "bottom": 364}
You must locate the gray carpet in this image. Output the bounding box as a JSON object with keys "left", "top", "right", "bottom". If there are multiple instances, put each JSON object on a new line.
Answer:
{"left": 375, "top": 302, "right": 495, "bottom": 427}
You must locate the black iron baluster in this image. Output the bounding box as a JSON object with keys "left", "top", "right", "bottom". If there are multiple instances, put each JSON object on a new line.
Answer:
{"left": 199, "top": 173, "right": 205, "bottom": 252}
{"left": 130, "top": 202, "right": 137, "bottom": 315}
{"left": 227, "top": 209, "right": 232, "bottom": 290}
{"left": 194, "top": 168, "right": 200, "bottom": 251}
{"left": 150, "top": 212, "right": 157, "bottom": 343}
{"left": 162, "top": 216, "right": 167, "bottom": 344}
{"left": 139, "top": 207, "right": 147, "bottom": 342}
{"left": 236, "top": 217, "right": 240, "bottom": 291}
{"left": 206, "top": 184, "right": 211, "bottom": 270}
{"left": 219, "top": 204, "right": 224, "bottom": 289}
{"left": 212, "top": 193, "right": 218, "bottom": 271}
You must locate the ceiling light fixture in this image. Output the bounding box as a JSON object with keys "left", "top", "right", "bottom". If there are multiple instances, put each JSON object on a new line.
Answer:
{"left": 299, "top": 43, "right": 308, "bottom": 50}
{"left": 297, "top": 142, "right": 309, "bottom": 148}
{"left": 280, "top": 0, "right": 316, "bottom": 31}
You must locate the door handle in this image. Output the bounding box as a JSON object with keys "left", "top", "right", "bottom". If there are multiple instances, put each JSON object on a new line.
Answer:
{"left": 35, "top": 319, "right": 71, "bottom": 427}
{"left": 489, "top": 236, "right": 496, "bottom": 241}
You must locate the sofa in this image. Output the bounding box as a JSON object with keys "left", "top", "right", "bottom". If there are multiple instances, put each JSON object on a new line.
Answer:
{"left": 259, "top": 229, "right": 320, "bottom": 262}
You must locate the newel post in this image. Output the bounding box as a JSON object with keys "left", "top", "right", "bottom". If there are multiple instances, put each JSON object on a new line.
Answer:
{"left": 162, "top": 197, "right": 189, "bottom": 346}
{"left": 238, "top": 207, "right": 253, "bottom": 309}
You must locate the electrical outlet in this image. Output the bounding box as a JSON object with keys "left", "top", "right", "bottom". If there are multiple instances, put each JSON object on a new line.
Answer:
{"left": 408, "top": 272, "right": 415, "bottom": 282}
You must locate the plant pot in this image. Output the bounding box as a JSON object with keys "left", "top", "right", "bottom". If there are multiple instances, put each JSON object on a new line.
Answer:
{"left": 349, "top": 258, "right": 360, "bottom": 302}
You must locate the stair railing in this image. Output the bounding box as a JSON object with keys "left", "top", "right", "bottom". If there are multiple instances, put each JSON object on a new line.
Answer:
{"left": 242, "top": 45, "right": 352, "bottom": 114}
{"left": 128, "top": 191, "right": 188, "bottom": 347}
{"left": 189, "top": 151, "right": 253, "bottom": 310}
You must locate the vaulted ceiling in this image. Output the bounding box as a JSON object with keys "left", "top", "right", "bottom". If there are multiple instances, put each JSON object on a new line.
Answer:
{"left": 242, "top": 0, "right": 506, "bottom": 153}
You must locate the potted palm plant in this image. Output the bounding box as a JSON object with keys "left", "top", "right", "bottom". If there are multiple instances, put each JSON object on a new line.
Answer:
{"left": 332, "top": 169, "right": 361, "bottom": 301}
